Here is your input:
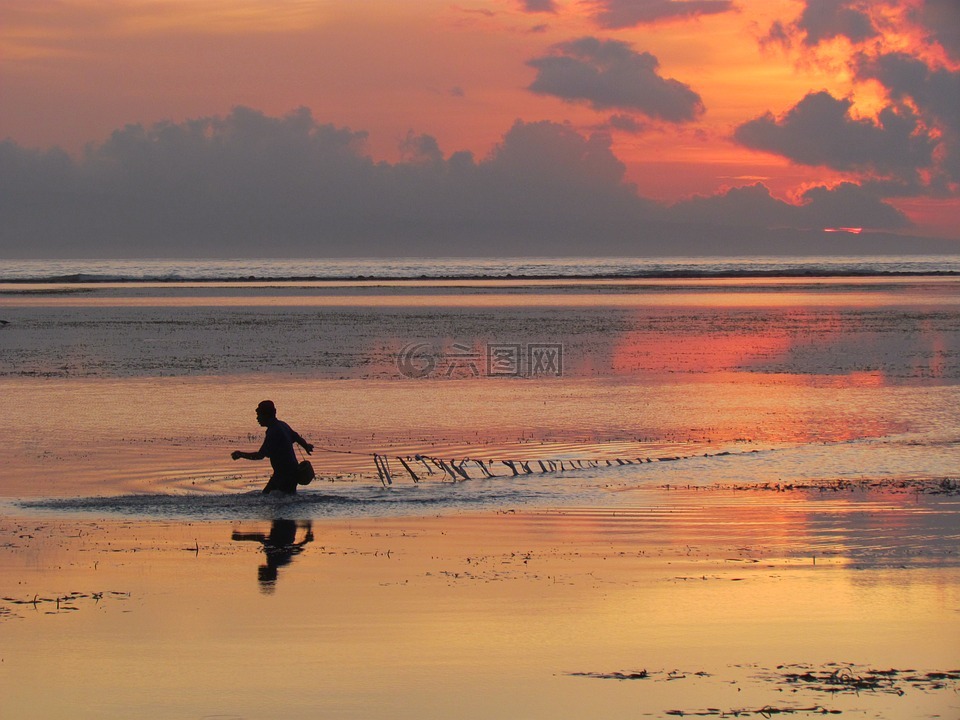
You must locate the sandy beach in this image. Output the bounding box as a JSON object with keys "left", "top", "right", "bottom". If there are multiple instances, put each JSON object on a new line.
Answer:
{"left": 2, "top": 275, "right": 959, "bottom": 718}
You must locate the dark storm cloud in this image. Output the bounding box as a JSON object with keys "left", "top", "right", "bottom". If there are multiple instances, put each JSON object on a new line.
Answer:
{"left": 909, "top": 0, "right": 960, "bottom": 61}
{"left": 605, "top": 114, "right": 650, "bottom": 133}
{"left": 861, "top": 52, "right": 960, "bottom": 120}
{"left": 399, "top": 131, "right": 445, "bottom": 164}
{"left": 760, "top": 20, "right": 792, "bottom": 50}
{"left": 796, "top": 182, "right": 911, "bottom": 228}
{"left": 527, "top": 37, "right": 704, "bottom": 122}
{"left": 733, "top": 91, "right": 935, "bottom": 179}
{"left": 0, "top": 107, "right": 943, "bottom": 258}
{"left": 760, "top": 0, "right": 876, "bottom": 50}
{"left": 764, "top": 1, "right": 957, "bottom": 60}
{"left": 857, "top": 51, "right": 960, "bottom": 185}
{"left": 0, "top": 108, "right": 651, "bottom": 256}
{"left": 588, "top": 0, "right": 734, "bottom": 29}
{"left": 519, "top": 0, "right": 558, "bottom": 12}
{"left": 666, "top": 182, "right": 909, "bottom": 230}
{"left": 668, "top": 184, "right": 801, "bottom": 227}
{"left": 754, "top": 2, "right": 959, "bottom": 196}
{"left": 797, "top": 0, "right": 877, "bottom": 46}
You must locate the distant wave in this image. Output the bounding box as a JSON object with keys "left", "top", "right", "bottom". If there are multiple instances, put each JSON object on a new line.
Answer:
{"left": 3, "top": 255, "right": 960, "bottom": 282}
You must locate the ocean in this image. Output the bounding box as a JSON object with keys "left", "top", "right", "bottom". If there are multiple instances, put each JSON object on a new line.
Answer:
{"left": 2, "top": 256, "right": 959, "bottom": 520}
{"left": 2, "top": 256, "right": 959, "bottom": 719}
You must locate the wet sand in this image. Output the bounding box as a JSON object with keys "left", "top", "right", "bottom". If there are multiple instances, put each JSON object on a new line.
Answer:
{"left": 2, "top": 490, "right": 959, "bottom": 719}
{"left": 2, "top": 276, "right": 959, "bottom": 718}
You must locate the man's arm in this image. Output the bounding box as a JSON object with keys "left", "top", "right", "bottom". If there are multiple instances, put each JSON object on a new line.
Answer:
{"left": 291, "top": 430, "right": 314, "bottom": 454}
{"left": 231, "top": 450, "right": 265, "bottom": 461}
{"left": 233, "top": 433, "right": 270, "bottom": 461}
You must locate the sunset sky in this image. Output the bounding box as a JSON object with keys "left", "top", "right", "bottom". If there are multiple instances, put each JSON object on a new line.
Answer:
{"left": 1, "top": 0, "right": 958, "bottom": 257}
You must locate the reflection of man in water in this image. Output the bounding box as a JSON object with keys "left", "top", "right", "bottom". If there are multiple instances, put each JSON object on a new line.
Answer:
{"left": 232, "top": 519, "right": 314, "bottom": 591}
{"left": 231, "top": 400, "right": 314, "bottom": 494}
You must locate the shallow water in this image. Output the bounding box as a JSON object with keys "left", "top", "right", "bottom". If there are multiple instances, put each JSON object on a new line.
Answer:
{"left": 1, "top": 275, "right": 959, "bottom": 719}
{"left": 2, "top": 275, "right": 959, "bottom": 494}
{"left": 2, "top": 505, "right": 958, "bottom": 719}
{"left": 1, "top": 369, "right": 959, "bottom": 510}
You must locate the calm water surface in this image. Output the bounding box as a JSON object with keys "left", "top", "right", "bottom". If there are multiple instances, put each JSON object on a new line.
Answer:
{"left": 1, "top": 272, "right": 958, "bottom": 719}
{"left": 1, "top": 274, "right": 958, "bottom": 508}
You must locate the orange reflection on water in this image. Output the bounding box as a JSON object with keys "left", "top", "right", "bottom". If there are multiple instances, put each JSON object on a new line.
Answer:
{"left": 4, "top": 501, "right": 958, "bottom": 719}
{"left": 842, "top": 371, "right": 888, "bottom": 387}
{"left": 608, "top": 325, "right": 794, "bottom": 375}
{"left": 607, "top": 307, "right": 842, "bottom": 377}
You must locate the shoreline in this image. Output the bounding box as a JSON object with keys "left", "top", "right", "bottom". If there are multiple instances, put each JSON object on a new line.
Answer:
{"left": 6, "top": 474, "right": 960, "bottom": 518}
{"left": 3, "top": 253, "right": 960, "bottom": 285}
{"left": 4, "top": 269, "right": 960, "bottom": 284}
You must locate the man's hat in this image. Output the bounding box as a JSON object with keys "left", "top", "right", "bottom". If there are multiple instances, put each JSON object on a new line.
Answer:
{"left": 256, "top": 400, "right": 276, "bottom": 415}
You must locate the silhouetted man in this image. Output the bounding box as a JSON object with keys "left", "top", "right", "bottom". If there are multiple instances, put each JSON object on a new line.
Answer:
{"left": 231, "top": 400, "right": 314, "bottom": 494}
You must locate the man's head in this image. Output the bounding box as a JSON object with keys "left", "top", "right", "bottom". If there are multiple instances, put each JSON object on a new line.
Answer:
{"left": 256, "top": 400, "right": 277, "bottom": 426}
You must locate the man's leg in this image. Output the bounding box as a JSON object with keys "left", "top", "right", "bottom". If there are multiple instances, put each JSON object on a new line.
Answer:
{"left": 263, "top": 473, "right": 297, "bottom": 494}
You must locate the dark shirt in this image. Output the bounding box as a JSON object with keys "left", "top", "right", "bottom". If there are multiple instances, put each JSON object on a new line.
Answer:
{"left": 258, "top": 419, "right": 302, "bottom": 476}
